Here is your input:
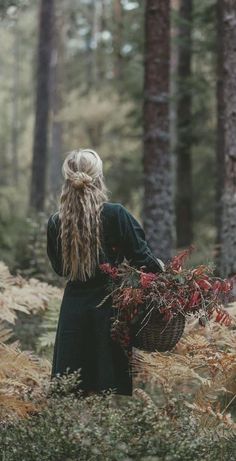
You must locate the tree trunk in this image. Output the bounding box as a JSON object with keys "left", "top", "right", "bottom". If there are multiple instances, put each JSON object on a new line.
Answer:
{"left": 175, "top": 0, "right": 193, "bottom": 247}
{"left": 170, "top": 0, "right": 180, "bottom": 250}
{"left": 143, "top": 0, "right": 173, "bottom": 262}
{"left": 29, "top": 0, "right": 54, "bottom": 211}
{"left": 11, "top": 17, "right": 20, "bottom": 185}
{"left": 215, "top": 0, "right": 236, "bottom": 277}
{"left": 0, "top": 106, "right": 10, "bottom": 186}
{"left": 113, "top": 0, "right": 123, "bottom": 82}
{"left": 98, "top": 0, "right": 108, "bottom": 81}
{"left": 86, "top": 0, "right": 99, "bottom": 90}
{"left": 48, "top": 7, "right": 64, "bottom": 201}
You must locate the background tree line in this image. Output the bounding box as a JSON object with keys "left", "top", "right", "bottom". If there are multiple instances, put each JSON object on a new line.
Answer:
{"left": 0, "top": 0, "right": 235, "bottom": 280}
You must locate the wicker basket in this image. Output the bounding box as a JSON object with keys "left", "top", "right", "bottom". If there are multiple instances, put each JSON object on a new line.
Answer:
{"left": 132, "top": 309, "right": 185, "bottom": 352}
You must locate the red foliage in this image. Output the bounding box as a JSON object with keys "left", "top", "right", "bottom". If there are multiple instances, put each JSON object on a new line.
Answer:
{"left": 99, "top": 263, "right": 118, "bottom": 279}
{"left": 140, "top": 272, "right": 157, "bottom": 288}
{"left": 99, "top": 247, "right": 235, "bottom": 354}
{"left": 195, "top": 279, "right": 212, "bottom": 291}
{"left": 188, "top": 291, "right": 201, "bottom": 310}
{"left": 221, "top": 280, "right": 232, "bottom": 293}
{"left": 115, "top": 288, "right": 144, "bottom": 310}
{"left": 214, "top": 308, "right": 232, "bottom": 326}
{"left": 169, "top": 245, "right": 195, "bottom": 272}
{"left": 212, "top": 280, "right": 222, "bottom": 294}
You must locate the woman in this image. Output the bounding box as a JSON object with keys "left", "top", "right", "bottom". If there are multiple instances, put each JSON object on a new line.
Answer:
{"left": 47, "top": 148, "right": 165, "bottom": 397}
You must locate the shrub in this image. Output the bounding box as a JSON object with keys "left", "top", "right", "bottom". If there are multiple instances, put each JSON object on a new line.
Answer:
{"left": 1, "top": 373, "right": 236, "bottom": 461}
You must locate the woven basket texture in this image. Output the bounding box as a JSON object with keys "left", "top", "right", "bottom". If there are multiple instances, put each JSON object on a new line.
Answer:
{"left": 132, "top": 309, "right": 185, "bottom": 352}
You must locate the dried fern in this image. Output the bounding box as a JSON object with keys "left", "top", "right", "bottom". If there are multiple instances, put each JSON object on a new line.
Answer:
{"left": 0, "top": 324, "right": 13, "bottom": 343}
{"left": 0, "top": 262, "right": 62, "bottom": 327}
{"left": 0, "top": 262, "right": 60, "bottom": 421}
{"left": 132, "top": 318, "right": 236, "bottom": 440}
{"left": 37, "top": 299, "right": 60, "bottom": 351}
{"left": 0, "top": 342, "right": 50, "bottom": 420}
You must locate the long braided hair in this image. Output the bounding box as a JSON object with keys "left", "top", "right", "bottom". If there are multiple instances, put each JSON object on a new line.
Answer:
{"left": 59, "top": 149, "right": 108, "bottom": 281}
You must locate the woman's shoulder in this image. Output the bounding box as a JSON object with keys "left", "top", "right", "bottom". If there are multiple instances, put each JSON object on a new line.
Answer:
{"left": 102, "top": 202, "right": 130, "bottom": 222}
{"left": 47, "top": 211, "right": 60, "bottom": 230}
{"left": 102, "top": 201, "right": 127, "bottom": 214}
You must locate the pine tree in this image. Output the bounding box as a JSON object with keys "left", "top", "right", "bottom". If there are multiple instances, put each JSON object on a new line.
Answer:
{"left": 143, "top": 0, "right": 173, "bottom": 261}
{"left": 216, "top": 0, "right": 236, "bottom": 277}
{"left": 113, "top": 0, "right": 123, "bottom": 82}
{"left": 175, "top": 0, "right": 193, "bottom": 247}
{"left": 29, "top": 0, "right": 54, "bottom": 211}
{"left": 49, "top": 3, "right": 64, "bottom": 201}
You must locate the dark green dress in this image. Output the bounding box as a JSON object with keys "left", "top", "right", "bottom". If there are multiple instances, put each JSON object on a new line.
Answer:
{"left": 47, "top": 202, "right": 164, "bottom": 396}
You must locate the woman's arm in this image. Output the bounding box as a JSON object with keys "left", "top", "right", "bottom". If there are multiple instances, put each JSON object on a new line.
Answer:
{"left": 47, "top": 213, "right": 64, "bottom": 276}
{"left": 117, "top": 204, "right": 165, "bottom": 273}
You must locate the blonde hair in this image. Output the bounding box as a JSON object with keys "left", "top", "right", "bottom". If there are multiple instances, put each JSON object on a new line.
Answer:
{"left": 59, "top": 149, "right": 108, "bottom": 281}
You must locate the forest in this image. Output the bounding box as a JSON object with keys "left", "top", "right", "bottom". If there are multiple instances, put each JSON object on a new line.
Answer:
{"left": 0, "top": 0, "right": 236, "bottom": 460}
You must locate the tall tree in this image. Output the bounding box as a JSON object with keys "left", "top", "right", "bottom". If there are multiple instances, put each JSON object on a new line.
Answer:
{"left": 113, "top": 0, "right": 123, "bottom": 82}
{"left": 175, "top": 0, "right": 193, "bottom": 247}
{"left": 169, "top": 0, "right": 180, "bottom": 154}
{"left": 0, "top": 104, "right": 10, "bottom": 186}
{"left": 85, "top": 0, "right": 99, "bottom": 90}
{"left": 215, "top": 0, "right": 236, "bottom": 277}
{"left": 49, "top": 5, "right": 64, "bottom": 200}
{"left": 143, "top": 0, "right": 173, "bottom": 261}
{"left": 11, "top": 12, "right": 20, "bottom": 185}
{"left": 29, "top": 0, "right": 54, "bottom": 211}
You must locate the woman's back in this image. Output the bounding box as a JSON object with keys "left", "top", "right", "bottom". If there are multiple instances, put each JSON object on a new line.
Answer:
{"left": 47, "top": 148, "right": 164, "bottom": 397}
{"left": 47, "top": 201, "right": 164, "bottom": 287}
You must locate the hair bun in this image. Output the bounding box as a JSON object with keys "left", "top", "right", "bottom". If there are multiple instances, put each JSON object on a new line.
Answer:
{"left": 70, "top": 172, "right": 93, "bottom": 190}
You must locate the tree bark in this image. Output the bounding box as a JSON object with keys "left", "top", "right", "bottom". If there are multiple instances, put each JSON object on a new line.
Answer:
{"left": 86, "top": 0, "right": 99, "bottom": 90}
{"left": 216, "top": 0, "right": 236, "bottom": 277}
{"left": 11, "top": 16, "right": 20, "bottom": 185}
{"left": 30, "top": 0, "right": 54, "bottom": 211}
{"left": 170, "top": 0, "right": 180, "bottom": 163}
{"left": 0, "top": 106, "right": 9, "bottom": 186}
{"left": 143, "top": 0, "right": 173, "bottom": 262}
{"left": 176, "top": 0, "right": 193, "bottom": 247}
{"left": 49, "top": 6, "right": 64, "bottom": 200}
{"left": 113, "top": 0, "right": 123, "bottom": 81}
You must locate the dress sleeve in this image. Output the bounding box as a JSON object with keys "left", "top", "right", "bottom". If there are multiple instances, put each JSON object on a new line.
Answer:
{"left": 47, "top": 214, "right": 64, "bottom": 276}
{"left": 117, "top": 205, "right": 165, "bottom": 273}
